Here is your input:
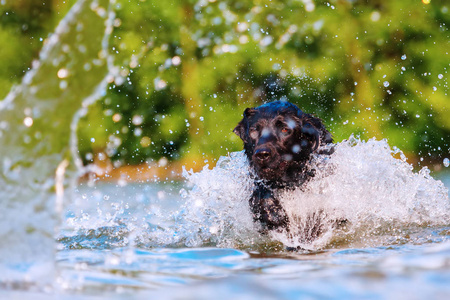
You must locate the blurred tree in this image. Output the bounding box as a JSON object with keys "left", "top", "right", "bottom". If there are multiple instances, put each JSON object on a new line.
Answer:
{"left": 1, "top": 0, "right": 449, "bottom": 168}
{"left": 0, "top": 0, "right": 76, "bottom": 98}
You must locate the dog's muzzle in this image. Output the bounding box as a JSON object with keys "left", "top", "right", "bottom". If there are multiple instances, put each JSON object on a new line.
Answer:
{"left": 254, "top": 148, "right": 272, "bottom": 163}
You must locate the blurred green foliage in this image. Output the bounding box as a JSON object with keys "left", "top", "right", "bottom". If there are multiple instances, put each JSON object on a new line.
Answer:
{"left": 1, "top": 0, "right": 449, "bottom": 167}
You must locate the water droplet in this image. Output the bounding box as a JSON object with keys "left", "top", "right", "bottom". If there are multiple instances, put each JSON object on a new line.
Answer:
{"left": 401, "top": 54, "right": 407, "bottom": 60}
{"left": 272, "top": 63, "right": 281, "bottom": 71}
{"left": 114, "top": 76, "right": 125, "bottom": 86}
{"left": 59, "top": 80, "right": 68, "bottom": 90}
{"left": 112, "top": 113, "right": 122, "bottom": 122}
{"left": 132, "top": 115, "right": 143, "bottom": 126}
{"left": 236, "top": 22, "right": 249, "bottom": 32}
{"left": 158, "top": 157, "right": 168, "bottom": 167}
{"left": 444, "top": 158, "right": 449, "bottom": 167}
{"left": 57, "top": 68, "right": 69, "bottom": 79}
{"left": 172, "top": 56, "right": 181, "bottom": 66}
{"left": 23, "top": 117, "right": 33, "bottom": 127}
{"left": 179, "top": 188, "right": 188, "bottom": 199}
{"left": 383, "top": 81, "right": 390, "bottom": 87}
{"left": 134, "top": 128, "right": 143, "bottom": 137}
{"left": 438, "top": 74, "right": 443, "bottom": 79}
{"left": 154, "top": 77, "right": 167, "bottom": 91}
{"left": 304, "top": 2, "right": 315, "bottom": 12}
{"left": 370, "top": 11, "right": 381, "bottom": 22}
{"left": 260, "top": 35, "right": 273, "bottom": 47}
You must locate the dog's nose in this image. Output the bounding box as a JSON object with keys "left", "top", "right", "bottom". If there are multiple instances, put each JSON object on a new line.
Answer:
{"left": 254, "top": 148, "right": 272, "bottom": 161}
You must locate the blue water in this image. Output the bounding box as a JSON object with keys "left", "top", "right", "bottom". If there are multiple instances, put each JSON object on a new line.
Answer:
{"left": 49, "top": 170, "right": 450, "bottom": 299}
{"left": 53, "top": 242, "right": 450, "bottom": 299}
{"left": 4, "top": 151, "right": 450, "bottom": 299}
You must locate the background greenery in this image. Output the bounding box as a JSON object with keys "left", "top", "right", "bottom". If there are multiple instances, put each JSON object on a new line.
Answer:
{"left": 1, "top": 0, "right": 449, "bottom": 169}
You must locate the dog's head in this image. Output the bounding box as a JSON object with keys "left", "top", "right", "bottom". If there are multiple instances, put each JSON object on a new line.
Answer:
{"left": 234, "top": 100, "right": 332, "bottom": 185}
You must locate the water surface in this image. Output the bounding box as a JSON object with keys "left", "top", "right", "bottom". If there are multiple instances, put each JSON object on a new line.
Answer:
{"left": 50, "top": 141, "right": 450, "bottom": 299}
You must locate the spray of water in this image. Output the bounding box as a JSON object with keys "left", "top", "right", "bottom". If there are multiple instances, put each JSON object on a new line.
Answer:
{"left": 65, "top": 136, "right": 449, "bottom": 253}
{"left": 275, "top": 136, "right": 450, "bottom": 249}
{"left": 123, "top": 152, "right": 263, "bottom": 251}
{"left": 167, "top": 136, "right": 449, "bottom": 251}
{"left": 0, "top": 0, "right": 115, "bottom": 288}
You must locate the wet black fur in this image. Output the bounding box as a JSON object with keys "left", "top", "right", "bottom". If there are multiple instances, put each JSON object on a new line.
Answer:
{"left": 234, "top": 100, "right": 333, "bottom": 232}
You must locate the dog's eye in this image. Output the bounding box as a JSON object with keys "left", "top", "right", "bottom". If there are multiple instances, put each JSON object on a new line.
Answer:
{"left": 249, "top": 128, "right": 259, "bottom": 139}
{"left": 280, "top": 127, "right": 291, "bottom": 135}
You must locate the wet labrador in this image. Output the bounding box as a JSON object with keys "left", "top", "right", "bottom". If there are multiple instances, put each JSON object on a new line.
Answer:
{"left": 234, "top": 100, "right": 333, "bottom": 232}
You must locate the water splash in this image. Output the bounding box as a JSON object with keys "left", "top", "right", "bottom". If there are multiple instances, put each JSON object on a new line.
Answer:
{"left": 0, "top": 0, "right": 114, "bottom": 288}
{"left": 276, "top": 136, "right": 450, "bottom": 249}
{"left": 172, "top": 136, "right": 449, "bottom": 251}
{"left": 61, "top": 136, "right": 449, "bottom": 254}
{"left": 136, "top": 152, "right": 269, "bottom": 250}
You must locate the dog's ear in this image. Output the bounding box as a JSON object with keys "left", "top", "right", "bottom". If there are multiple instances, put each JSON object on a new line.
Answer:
{"left": 302, "top": 115, "right": 332, "bottom": 151}
{"left": 307, "top": 115, "right": 333, "bottom": 144}
{"left": 243, "top": 107, "right": 257, "bottom": 118}
{"left": 233, "top": 108, "right": 257, "bottom": 140}
{"left": 301, "top": 121, "right": 320, "bottom": 152}
{"left": 233, "top": 120, "right": 245, "bottom": 140}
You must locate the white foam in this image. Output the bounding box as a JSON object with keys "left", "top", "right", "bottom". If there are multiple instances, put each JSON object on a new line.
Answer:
{"left": 63, "top": 137, "right": 449, "bottom": 252}
{"left": 141, "top": 151, "right": 264, "bottom": 249}
{"left": 179, "top": 136, "right": 450, "bottom": 250}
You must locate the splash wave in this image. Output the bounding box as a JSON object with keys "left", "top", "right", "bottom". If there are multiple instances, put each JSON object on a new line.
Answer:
{"left": 61, "top": 137, "right": 449, "bottom": 253}
{"left": 177, "top": 136, "right": 450, "bottom": 250}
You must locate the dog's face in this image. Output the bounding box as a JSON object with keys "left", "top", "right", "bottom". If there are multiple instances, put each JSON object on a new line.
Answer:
{"left": 234, "top": 101, "right": 332, "bottom": 184}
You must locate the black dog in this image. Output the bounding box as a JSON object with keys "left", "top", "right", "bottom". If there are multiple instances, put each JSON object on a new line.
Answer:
{"left": 234, "top": 100, "right": 333, "bottom": 232}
